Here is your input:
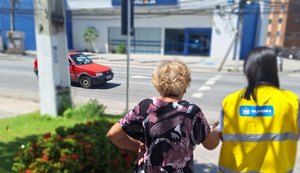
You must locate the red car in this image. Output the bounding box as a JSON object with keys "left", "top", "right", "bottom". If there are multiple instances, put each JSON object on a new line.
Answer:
{"left": 34, "top": 52, "right": 114, "bottom": 88}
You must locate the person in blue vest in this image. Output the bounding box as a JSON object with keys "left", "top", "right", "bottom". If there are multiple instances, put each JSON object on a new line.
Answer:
{"left": 215, "top": 46, "right": 299, "bottom": 173}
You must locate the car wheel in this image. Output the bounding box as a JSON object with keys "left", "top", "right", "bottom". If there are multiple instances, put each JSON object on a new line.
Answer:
{"left": 79, "top": 76, "right": 93, "bottom": 89}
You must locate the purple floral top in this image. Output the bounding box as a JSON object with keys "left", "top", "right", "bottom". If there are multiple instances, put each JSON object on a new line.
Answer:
{"left": 119, "top": 97, "right": 211, "bottom": 173}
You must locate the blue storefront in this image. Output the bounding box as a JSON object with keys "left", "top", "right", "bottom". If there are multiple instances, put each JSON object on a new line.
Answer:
{"left": 164, "top": 28, "right": 212, "bottom": 56}
{"left": 112, "top": 0, "right": 177, "bottom": 6}
{"left": 110, "top": 0, "right": 260, "bottom": 58}
{"left": 239, "top": 1, "right": 260, "bottom": 59}
{"left": 0, "top": 0, "right": 73, "bottom": 51}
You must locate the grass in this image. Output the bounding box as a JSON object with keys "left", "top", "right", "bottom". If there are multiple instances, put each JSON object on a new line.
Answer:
{"left": 0, "top": 111, "right": 121, "bottom": 173}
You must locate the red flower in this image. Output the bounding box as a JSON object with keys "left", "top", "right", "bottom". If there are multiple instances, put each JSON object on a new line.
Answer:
{"left": 43, "top": 132, "right": 51, "bottom": 140}
{"left": 60, "top": 154, "right": 68, "bottom": 161}
{"left": 42, "top": 155, "right": 49, "bottom": 161}
{"left": 24, "top": 169, "right": 32, "bottom": 173}
{"left": 125, "top": 154, "right": 133, "bottom": 163}
{"left": 71, "top": 154, "right": 79, "bottom": 160}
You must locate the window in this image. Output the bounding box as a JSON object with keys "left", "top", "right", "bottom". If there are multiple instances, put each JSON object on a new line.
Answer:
{"left": 70, "top": 54, "right": 92, "bottom": 65}
{"left": 278, "top": 18, "right": 282, "bottom": 23}
{"left": 269, "top": 19, "right": 272, "bottom": 24}
{"left": 164, "top": 29, "right": 184, "bottom": 55}
{"left": 276, "top": 31, "right": 280, "bottom": 37}
{"left": 281, "top": 4, "right": 285, "bottom": 11}
{"left": 267, "top": 31, "right": 271, "bottom": 37}
{"left": 108, "top": 27, "right": 161, "bottom": 54}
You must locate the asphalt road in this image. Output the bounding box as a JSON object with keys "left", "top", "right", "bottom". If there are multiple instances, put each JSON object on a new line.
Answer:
{"left": 0, "top": 57, "right": 299, "bottom": 119}
{"left": 0, "top": 58, "right": 245, "bottom": 118}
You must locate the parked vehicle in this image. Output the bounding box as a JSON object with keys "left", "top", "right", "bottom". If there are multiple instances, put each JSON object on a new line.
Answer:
{"left": 33, "top": 52, "right": 114, "bottom": 88}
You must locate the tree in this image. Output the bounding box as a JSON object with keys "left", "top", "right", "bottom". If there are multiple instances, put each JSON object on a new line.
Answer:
{"left": 81, "top": 26, "right": 99, "bottom": 52}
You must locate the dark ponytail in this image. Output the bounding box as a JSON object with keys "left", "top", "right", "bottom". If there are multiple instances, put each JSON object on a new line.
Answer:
{"left": 243, "top": 47, "right": 280, "bottom": 101}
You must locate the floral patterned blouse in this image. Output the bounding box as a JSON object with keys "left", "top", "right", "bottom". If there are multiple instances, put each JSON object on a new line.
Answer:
{"left": 118, "top": 97, "right": 211, "bottom": 173}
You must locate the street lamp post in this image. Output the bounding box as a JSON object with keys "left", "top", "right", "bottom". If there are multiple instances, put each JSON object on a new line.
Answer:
{"left": 121, "top": 0, "right": 134, "bottom": 112}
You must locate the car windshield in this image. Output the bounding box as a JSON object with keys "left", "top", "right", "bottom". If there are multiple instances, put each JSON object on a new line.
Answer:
{"left": 70, "top": 54, "right": 93, "bottom": 65}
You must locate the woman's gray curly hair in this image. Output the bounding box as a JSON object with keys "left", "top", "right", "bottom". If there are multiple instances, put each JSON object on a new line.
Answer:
{"left": 152, "top": 59, "right": 191, "bottom": 98}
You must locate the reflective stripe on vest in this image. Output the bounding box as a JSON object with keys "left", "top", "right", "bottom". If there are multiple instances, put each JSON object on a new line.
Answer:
{"left": 219, "top": 165, "right": 294, "bottom": 173}
{"left": 223, "top": 132, "right": 298, "bottom": 142}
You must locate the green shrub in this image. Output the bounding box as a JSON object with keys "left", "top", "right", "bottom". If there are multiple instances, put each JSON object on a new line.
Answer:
{"left": 63, "top": 99, "right": 106, "bottom": 119}
{"left": 12, "top": 119, "right": 136, "bottom": 173}
{"left": 116, "top": 42, "right": 126, "bottom": 54}
{"left": 81, "top": 26, "right": 99, "bottom": 52}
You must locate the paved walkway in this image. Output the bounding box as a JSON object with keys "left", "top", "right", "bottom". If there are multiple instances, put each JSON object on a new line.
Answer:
{"left": 1, "top": 52, "right": 300, "bottom": 172}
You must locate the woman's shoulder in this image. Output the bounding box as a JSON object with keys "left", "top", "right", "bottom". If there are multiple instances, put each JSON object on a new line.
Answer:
{"left": 137, "top": 97, "right": 171, "bottom": 109}
{"left": 279, "top": 89, "right": 299, "bottom": 105}
{"left": 137, "top": 98, "right": 155, "bottom": 107}
{"left": 281, "top": 89, "right": 298, "bottom": 98}
{"left": 224, "top": 89, "right": 245, "bottom": 100}
{"left": 179, "top": 100, "right": 202, "bottom": 113}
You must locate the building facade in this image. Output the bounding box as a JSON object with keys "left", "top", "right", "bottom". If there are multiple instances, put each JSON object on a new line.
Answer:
{"left": 0, "top": 0, "right": 266, "bottom": 59}
{"left": 69, "top": 0, "right": 261, "bottom": 59}
{"left": 70, "top": 0, "right": 221, "bottom": 57}
{"left": 284, "top": 0, "right": 300, "bottom": 47}
{"left": 266, "top": 0, "right": 300, "bottom": 48}
{"left": 0, "top": 0, "right": 73, "bottom": 51}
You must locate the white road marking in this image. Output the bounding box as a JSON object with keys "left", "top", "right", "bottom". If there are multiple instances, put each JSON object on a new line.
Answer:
{"left": 131, "top": 75, "right": 151, "bottom": 79}
{"left": 198, "top": 86, "right": 211, "bottom": 91}
{"left": 288, "top": 73, "right": 300, "bottom": 78}
{"left": 205, "top": 75, "right": 223, "bottom": 85}
{"left": 192, "top": 93, "right": 204, "bottom": 98}
{"left": 192, "top": 75, "right": 223, "bottom": 99}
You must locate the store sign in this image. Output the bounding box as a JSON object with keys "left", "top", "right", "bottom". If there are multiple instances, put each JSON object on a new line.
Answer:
{"left": 112, "top": 0, "right": 177, "bottom": 6}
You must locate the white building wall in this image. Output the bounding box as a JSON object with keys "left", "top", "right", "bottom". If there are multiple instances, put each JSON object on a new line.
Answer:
{"left": 72, "top": 15, "right": 212, "bottom": 53}
{"left": 72, "top": 16, "right": 119, "bottom": 53}
{"left": 67, "top": 0, "right": 111, "bottom": 9}
{"left": 211, "top": 11, "right": 238, "bottom": 59}
{"left": 68, "top": 0, "right": 252, "bottom": 58}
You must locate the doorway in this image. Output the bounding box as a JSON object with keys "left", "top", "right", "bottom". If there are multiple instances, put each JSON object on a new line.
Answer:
{"left": 164, "top": 28, "right": 211, "bottom": 56}
{"left": 183, "top": 28, "right": 212, "bottom": 56}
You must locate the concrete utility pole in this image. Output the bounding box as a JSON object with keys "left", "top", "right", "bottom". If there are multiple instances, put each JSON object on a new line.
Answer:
{"left": 233, "top": 0, "right": 246, "bottom": 71}
{"left": 0, "top": 22, "right": 3, "bottom": 52}
{"left": 34, "top": 0, "right": 71, "bottom": 116}
{"left": 10, "top": 0, "right": 16, "bottom": 31}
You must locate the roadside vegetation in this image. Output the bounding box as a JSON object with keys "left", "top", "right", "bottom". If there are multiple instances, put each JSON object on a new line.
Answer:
{"left": 0, "top": 100, "right": 135, "bottom": 173}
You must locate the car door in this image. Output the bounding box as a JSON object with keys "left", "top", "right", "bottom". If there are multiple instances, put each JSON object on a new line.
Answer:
{"left": 68, "top": 57, "right": 78, "bottom": 82}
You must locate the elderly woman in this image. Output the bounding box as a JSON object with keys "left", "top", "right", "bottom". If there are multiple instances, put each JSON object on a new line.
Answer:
{"left": 107, "top": 59, "right": 220, "bottom": 173}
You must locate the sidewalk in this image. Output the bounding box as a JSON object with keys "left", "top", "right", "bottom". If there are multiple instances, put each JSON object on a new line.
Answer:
{"left": 0, "top": 96, "right": 39, "bottom": 118}
{"left": 88, "top": 53, "right": 300, "bottom": 74}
